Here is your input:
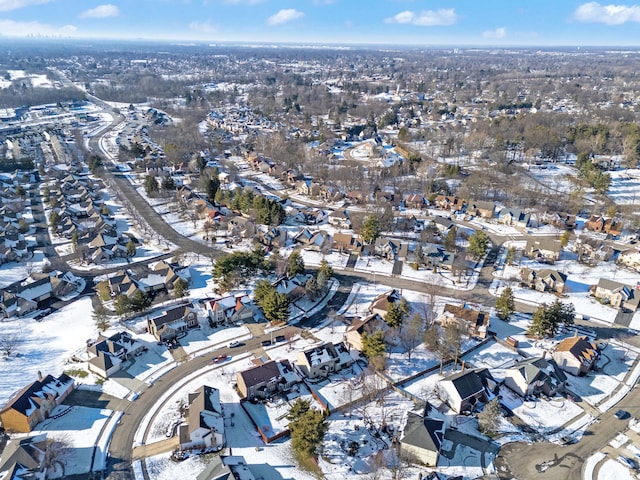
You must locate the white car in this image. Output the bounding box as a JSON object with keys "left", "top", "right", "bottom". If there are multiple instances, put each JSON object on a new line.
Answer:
{"left": 228, "top": 340, "right": 240, "bottom": 348}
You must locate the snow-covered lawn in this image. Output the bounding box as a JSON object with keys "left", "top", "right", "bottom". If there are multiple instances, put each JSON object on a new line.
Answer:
{"left": 401, "top": 262, "right": 478, "bottom": 291}
{"left": 0, "top": 250, "right": 50, "bottom": 288}
{"left": 354, "top": 256, "right": 394, "bottom": 275}
{"left": 463, "top": 340, "right": 525, "bottom": 369}
{"left": 499, "top": 386, "right": 584, "bottom": 433}
{"left": 0, "top": 297, "right": 97, "bottom": 406}
{"left": 598, "top": 458, "right": 636, "bottom": 480}
{"left": 608, "top": 168, "right": 640, "bottom": 206}
{"left": 299, "top": 249, "right": 349, "bottom": 269}
{"left": 33, "top": 405, "right": 112, "bottom": 477}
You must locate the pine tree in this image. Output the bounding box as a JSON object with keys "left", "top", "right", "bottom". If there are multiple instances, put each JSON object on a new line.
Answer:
{"left": 261, "top": 291, "right": 290, "bottom": 324}
{"left": 467, "top": 231, "right": 489, "bottom": 260}
{"left": 288, "top": 251, "right": 305, "bottom": 277}
{"left": 478, "top": 398, "right": 502, "bottom": 435}
{"left": 287, "top": 400, "right": 328, "bottom": 458}
{"left": 362, "top": 330, "right": 386, "bottom": 360}
{"left": 173, "top": 278, "right": 189, "bottom": 298}
{"left": 362, "top": 215, "right": 381, "bottom": 244}
{"left": 495, "top": 287, "right": 515, "bottom": 321}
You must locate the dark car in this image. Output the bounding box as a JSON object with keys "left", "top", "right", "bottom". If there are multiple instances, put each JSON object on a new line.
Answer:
{"left": 615, "top": 409, "right": 630, "bottom": 420}
{"left": 261, "top": 339, "right": 272, "bottom": 347}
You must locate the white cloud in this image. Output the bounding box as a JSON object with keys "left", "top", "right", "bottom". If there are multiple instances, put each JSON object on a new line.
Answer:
{"left": 266, "top": 8, "right": 304, "bottom": 26}
{"left": 573, "top": 2, "right": 640, "bottom": 24}
{"left": 483, "top": 27, "right": 507, "bottom": 39}
{"left": 189, "top": 20, "right": 216, "bottom": 33}
{"left": 0, "top": 0, "right": 51, "bottom": 12}
{"left": 0, "top": 18, "right": 77, "bottom": 36}
{"left": 80, "top": 4, "right": 119, "bottom": 19}
{"left": 385, "top": 8, "right": 458, "bottom": 26}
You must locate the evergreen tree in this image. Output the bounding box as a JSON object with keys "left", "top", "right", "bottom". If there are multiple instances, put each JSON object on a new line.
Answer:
{"left": 287, "top": 400, "right": 328, "bottom": 458}
{"left": 253, "top": 279, "right": 274, "bottom": 305}
{"left": 288, "top": 251, "right": 305, "bottom": 277}
{"left": 361, "top": 215, "right": 381, "bottom": 244}
{"left": 495, "top": 287, "right": 515, "bottom": 321}
{"left": 467, "top": 231, "right": 490, "bottom": 260}
{"left": 528, "top": 300, "right": 575, "bottom": 337}
{"left": 316, "top": 260, "right": 333, "bottom": 290}
{"left": 173, "top": 278, "right": 189, "bottom": 298}
{"left": 261, "top": 291, "right": 290, "bottom": 324}
{"left": 361, "top": 330, "right": 387, "bottom": 360}
{"left": 478, "top": 398, "right": 502, "bottom": 435}
{"left": 144, "top": 175, "right": 159, "bottom": 196}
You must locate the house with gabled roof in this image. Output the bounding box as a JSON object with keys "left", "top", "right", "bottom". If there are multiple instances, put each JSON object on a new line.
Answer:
{"left": 585, "top": 215, "right": 623, "bottom": 236}
{"left": 345, "top": 313, "right": 388, "bottom": 351}
{"left": 272, "top": 274, "right": 308, "bottom": 302}
{"left": 296, "top": 342, "right": 353, "bottom": 380}
{"left": 520, "top": 268, "right": 567, "bottom": 294}
{"left": 292, "top": 228, "right": 329, "bottom": 251}
{"left": 331, "top": 232, "right": 363, "bottom": 254}
{"left": 179, "top": 385, "right": 225, "bottom": 450}
{"left": 593, "top": 278, "right": 640, "bottom": 311}
{"left": 0, "top": 373, "right": 74, "bottom": 433}
{"left": 552, "top": 335, "right": 600, "bottom": 376}
{"left": 205, "top": 294, "right": 253, "bottom": 326}
{"left": 525, "top": 238, "right": 562, "bottom": 262}
{"left": 498, "top": 208, "right": 531, "bottom": 228}
{"left": 439, "top": 304, "right": 490, "bottom": 338}
{"left": 87, "top": 331, "right": 144, "bottom": 378}
{"left": 503, "top": 356, "right": 567, "bottom": 397}
{"left": 369, "top": 289, "right": 402, "bottom": 317}
{"left": 236, "top": 359, "right": 300, "bottom": 400}
{"left": 618, "top": 248, "right": 640, "bottom": 272}
{"left": 196, "top": 455, "right": 256, "bottom": 480}
{"left": 0, "top": 434, "right": 48, "bottom": 480}
{"left": 439, "top": 368, "right": 496, "bottom": 413}
{"left": 399, "top": 405, "right": 445, "bottom": 467}
{"left": 469, "top": 200, "right": 495, "bottom": 219}
{"left": 435, "top": 195, "right": 464, "bottom": 212}
{"left": 147, "top": 304, "right": 198, "bottom": 342}
{"left": 328, "top": 209, "right": 350, "bottom": 228}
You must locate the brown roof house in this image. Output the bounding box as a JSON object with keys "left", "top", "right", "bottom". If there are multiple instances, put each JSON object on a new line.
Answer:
{"left": 593, "top": 278, "right": 640, "bottom": 311}
{"left": 331, "top": 233, "right": 363, "bottom": 254}
{"left": 296, "top": 342, "right": 354, "bottom": 380}
{"left": 399, "top": 405, "right": 445, "bottom": 467}
{"left": 520, "top": 268, "right": 567, "bottom": 294}
{"left": 369, "top": 289, "right": 403, "bottom": 317}
{"left": 439, "top": 304, "right": 490, "bottom": 339}
{"left": 0, "top": 373, "right": 74, "bottom": 433}
{"left": 147, "top": 304, "right": 198, "bottom": 342}
{"left": 179, "top": 385, "right": 225, "bottom": 451}
{"left": 345, "top": 313, "right": 388, "bottom": 351}
{"left": 585, "top": 215, "right": 623, "bottom": 236}
{"left": 552, "top": 336, "right": 600, "bottom": 376}
{"left": 236, "top": 360, "right": 300, "bottom": 400}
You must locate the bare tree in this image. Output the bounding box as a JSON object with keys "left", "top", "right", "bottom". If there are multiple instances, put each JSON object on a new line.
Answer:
{"left": 399, "top": 313, "right": 423, "bottom": 362}
{"left": 44, "top": 434, "right": 73, "bottom": 477}
{"left": 0, "top": 330, "right": 22, "bottom": 357}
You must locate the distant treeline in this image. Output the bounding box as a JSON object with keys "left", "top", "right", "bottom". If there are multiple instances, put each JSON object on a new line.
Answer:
{"left": 0, "top": 157, "right": 34, "bottom": 172}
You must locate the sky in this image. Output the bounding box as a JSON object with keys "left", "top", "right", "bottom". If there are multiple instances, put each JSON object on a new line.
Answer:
{"left": 1, "top": 0, "right": 640, "bottom": 46}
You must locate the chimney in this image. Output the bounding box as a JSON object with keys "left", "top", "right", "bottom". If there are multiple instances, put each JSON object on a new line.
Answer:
{"left": 461, "top": 361, "right": 466, "bottom": 372}
{"left": 542, "top": 351, "right": 546, "bottom": 359}
{"left": 37, "top": 370, "right": 43, "bottom": 381}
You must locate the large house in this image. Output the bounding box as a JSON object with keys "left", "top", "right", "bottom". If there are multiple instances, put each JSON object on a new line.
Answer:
{"left": 585, "top": 215, "right": 623, "bottom": 236}
{"left": 369, "top": 289, "right": 403, "bottom": 317}
{"left": 399, "top": 407, "right": 445, "bottom": 467}
{"left": 593, "top": 278, "right": 640, "bottom": 311}
{"left": 205, "top": 294, "right": 253, "bottom": 326}
{"left": 498, "top": 208, "right": 531, "bottom": 228}
{"left": 552, "top": 336, "right": 600, "bottom": 376}
{"left": 520, "top": 268, "right": 567, "bottom": 294}
{"left": 236, "top": 359, "right": 300, "bottom": 400}
{"left": 503, "top": 356, "right": 567, "bottom": 397}
{"left": 147, "top": 304, "right": 198, "bottom": 341}
{"left": 296, "top": 342, "right": 353, "bottom": 380}
{"left": 196, "top": 455, "right": 256, "bottom": 480}
{"left": 0, "top": 373, "right": 74, "bottom": 433}
{"left": 179, "top": 385, "right": 225, "bottom": 450}
{"left": 439, "top": 304, "right": 490, "bottom": 339}
{"left": 345, "top": 313, "right": 388, "bottom": 351}
{"left": 439, "top": 368, "right": 495, "bottom": 413}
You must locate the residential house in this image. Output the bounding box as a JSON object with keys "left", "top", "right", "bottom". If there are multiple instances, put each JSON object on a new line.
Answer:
{"left": 296, "top": 342, "right": 353, "bottom": 380}
{"left": 404, "top": 193, "right": 428, "bottom": 210}
{"left": 399, "top": 407, "right": 445, "bottom": 467}
{"left": 236, "top": 360, "right": 300, "bottom": 400}
{"left": 369, "top": 289, "right": 402, "bottom": 317}
{"left": 438, "top": 304, "right": 490, "bottom": 338}
{"left": 295, "top": 180, "right": 321, "bottom": 197}
{"left": 147, "top": 304, "right": 198, "bottom": 342}
{"left": 345, "top": 190, "right": 364, "bottom": 204}
{"left": 432, "top": 216, "right": 455, "bottom": 233}
{"left": 0, "top": 434, "right": 48, "bottom": 480}
{"left": 498, "top": 208, "right": 531, "bottom": 228}
{"left": 292, "top": 228, "right": 329, "bottom": 251}
{"left": 205, "top": 294, "right": 254, "bottom": 326}
{"left": 585, "top": 215, "right": 623, "bottom": 236}
{"left": 503, "top": 356, "right": 567, "bottom": 397}
{"left": 87, "top": 331, "right": 144, "bottom": 378}
{"left": 179, "top": 385, "right": 225, "bottom": 450}
{"left": 272, "top": 275, "right": 308, "bottom": 302}
{"left": 293, "top": 208, "right": 327, "bottom": 225}
{"left": 552, "top": 336, "right": 600, "bottom": 376}
{"left": 469, "top": 200, "right": 495, "bottom": 219}
{"left": 328, "top": 209, "right": 351, "bottom": 229}
{"left": 227, "top": 216, "right": 256, "bottom": 239}
{"left": 0, "top": 373, "right": 74, "bottom": 433}
{"left": 435, "top": 195, "right": 464, "bottom": 212}
{"left": 525, "top": 238, "right": 562, "bottom": 262}
{"left": 346, "top": 313, "right": 388, "bottom": 351}
{"left": 439, "top": 368, "right": 496, "bottom": 413}
{"left": 413, "top": 243, "right": 455, "bottom": 270}
{"left": 331, "top": 232, "right": 363, "bottom": 254}
{"left": 520, "top": 268, "right": 567, "bottom": 294}
{"left": 541, "top": 211, "right": 576, "bottom": 230}
{"left": 593, "top": 278, "right": 640, "bottom": 311}
{"left": 618, "top": 248, "right": 640, "bottom": 272}
{"left": 256, "top": 226, "right": 287, "bottom": 249}
{"left": 196, "top": 455, "right": 256, "bottom": 480}
{"left": 374, "top": 237, "right": 409, "bottom": 261}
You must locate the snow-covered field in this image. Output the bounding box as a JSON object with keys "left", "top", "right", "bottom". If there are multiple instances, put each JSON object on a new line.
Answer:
{"left": 0, "top": 297, "right": 97, "bottom": 406}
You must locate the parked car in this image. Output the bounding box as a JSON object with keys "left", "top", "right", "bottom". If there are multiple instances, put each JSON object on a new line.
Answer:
{"left": 617, "top": 455, "right": 637, "bottom": 469}
{"left": 261, "top": 339, "right": 272, "bottom": 347}
{"left": 228, "top": 340, "right": 240, "bottom": 348}
{"left": 615, "top": 409, "right": 630, "bottom": 420}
